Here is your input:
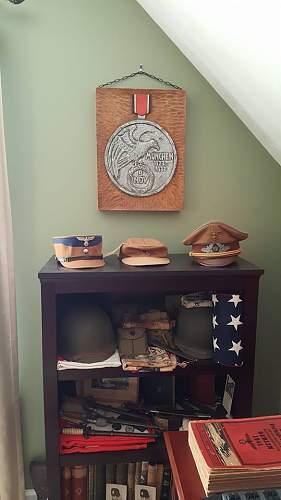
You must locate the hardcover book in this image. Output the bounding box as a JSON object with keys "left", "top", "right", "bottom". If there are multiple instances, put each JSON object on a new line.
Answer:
{"left": 94, "top": 464, "right": 106, "bottom": 499}
{"left": 135, "top": 462, "right": 142, "bottom": 485}
{"left": 88, "top": 465, "right": 94, "bottom": 499}
{"left": 71, "top": 466, "right": 88, "bottom": 500}
{"left": 116, "top": 463, "right": 128, "bottom": 485}
{"left": 127, "top": 462, "right": 136, "bottom": 500}
{"left": 106, "top": 463, "right": 116, "bottom": 485}
{"left": 61, "top": 466, "right": 71, "bottom": 500}
{"left": 140, "top": 461, "right": 149, "bottom": 485}
{"left": 147, "top": 462, "right": 157, "bottom": 487}
{"left": 161, "top": 464, "right": 171, "bottom": 500}
{"left": 155, "top": 464, "right": 164, "bottom": 500}
{"left": 188, "top": 415, "right": 281, "bottom": 494}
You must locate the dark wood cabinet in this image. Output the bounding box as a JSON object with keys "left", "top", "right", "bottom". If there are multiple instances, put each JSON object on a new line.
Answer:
{"left": 38, "top": 254, "right": 263, "bottom": 499}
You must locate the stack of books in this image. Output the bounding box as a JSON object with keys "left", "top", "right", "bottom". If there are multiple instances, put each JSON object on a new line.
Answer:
{"left": 188, "top": 415, "right": 281, "bottom": 495}
{"left": 61, "top": 461, "right": 171, "bottom": 499}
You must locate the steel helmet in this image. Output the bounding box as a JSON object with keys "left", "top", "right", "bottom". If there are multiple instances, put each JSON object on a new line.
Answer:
{"left": 59, "top": 303, "right": 116, "bottom": 363}
{"left": 174, "top": 293, "right": 213, "bottom": 360}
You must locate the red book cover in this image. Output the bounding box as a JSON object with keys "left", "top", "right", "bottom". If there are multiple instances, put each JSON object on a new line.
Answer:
{"left": 189, "top": 415, "right": 281, "bottom": 469}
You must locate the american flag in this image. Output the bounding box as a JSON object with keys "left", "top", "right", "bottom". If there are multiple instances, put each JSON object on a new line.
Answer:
{"left": 212, "top": 293, "right": 243, "bottom": 367}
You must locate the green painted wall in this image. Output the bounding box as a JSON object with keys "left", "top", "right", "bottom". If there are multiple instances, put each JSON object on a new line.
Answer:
{"left": 1, "top": 0, "right": 280, "bottom": 486}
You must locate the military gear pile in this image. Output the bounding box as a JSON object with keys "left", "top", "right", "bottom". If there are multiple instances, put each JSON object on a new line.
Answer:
{"left": 121, "top": 347, "right": 177, "bottom": 372}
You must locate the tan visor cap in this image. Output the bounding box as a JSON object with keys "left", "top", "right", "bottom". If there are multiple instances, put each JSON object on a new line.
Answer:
{"left": 120, "top": 238, "right": 170, "bottom": 267}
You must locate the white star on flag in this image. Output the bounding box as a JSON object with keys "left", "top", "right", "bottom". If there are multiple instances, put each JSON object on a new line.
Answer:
{"left": 227, "top": 315, "right": 243, "bottom": 330}
{"left": 212, "top": 315, "right": 218, "bottom": 329}
{"left": 212, "top": 294, "right": 219, "bottom": 306}
{"left": 228, "top": 295, "right": 242, "bottom": 308}
{"left": 213, "top": 337, "right": 220, "bottom": 351}
{"left": 228, "top": 340, "right": 243, "bottom": 356}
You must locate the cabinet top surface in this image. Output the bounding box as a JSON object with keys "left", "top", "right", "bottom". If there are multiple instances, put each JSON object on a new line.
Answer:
{"left": 38, "top": 254, "right": 263, "bottom": 282}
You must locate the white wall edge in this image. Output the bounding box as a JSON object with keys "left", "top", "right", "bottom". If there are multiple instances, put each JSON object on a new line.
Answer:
{"left": 137, "top": 0, "right": 281, "bottom": 166}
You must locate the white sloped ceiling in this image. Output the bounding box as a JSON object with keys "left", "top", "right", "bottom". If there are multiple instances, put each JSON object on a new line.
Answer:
{"left": 137, "top": 0, "right": 281, "bottom": 165}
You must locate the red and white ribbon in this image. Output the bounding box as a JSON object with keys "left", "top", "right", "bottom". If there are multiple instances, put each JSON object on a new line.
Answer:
{"left": 133, "top": 94, "right": 150, "bottom": 118}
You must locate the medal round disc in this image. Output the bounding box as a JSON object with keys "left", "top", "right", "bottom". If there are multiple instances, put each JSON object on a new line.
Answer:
{"left": 104, "top": 120, "right": 177, "bottom": 197}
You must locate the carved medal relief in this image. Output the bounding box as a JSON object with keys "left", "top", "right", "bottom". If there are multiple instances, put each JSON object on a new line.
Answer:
{"left": 105, "top": 120, "right": 177, "bottom": 197}
{"left": 96, "top": 88, "right": 186, "bottom": 211}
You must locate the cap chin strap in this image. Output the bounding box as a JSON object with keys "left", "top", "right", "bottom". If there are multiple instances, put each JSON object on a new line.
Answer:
{"left": 57, "top": 255, "right": 103, "bottom": 263}
{"left": 190, "top": 249, "right": 241, "bottom": 258}
{"left": 103, "top": 244, "right": 122, "bottom": 258}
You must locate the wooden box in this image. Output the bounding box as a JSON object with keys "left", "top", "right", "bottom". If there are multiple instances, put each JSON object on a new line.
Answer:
{"left": 77, "top": 377, "right": 139, "bottom": 403}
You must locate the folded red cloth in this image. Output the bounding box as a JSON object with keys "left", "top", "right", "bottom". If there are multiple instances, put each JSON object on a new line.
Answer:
{"left": 60, "top": 434, "right": 155, "bottom": 454}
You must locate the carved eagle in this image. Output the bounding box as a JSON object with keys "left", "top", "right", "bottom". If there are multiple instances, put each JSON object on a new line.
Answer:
{"left": 109, "top": 125, "right": 160, "bottom": 179}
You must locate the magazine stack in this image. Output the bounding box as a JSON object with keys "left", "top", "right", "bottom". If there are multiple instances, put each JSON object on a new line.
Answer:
{"left": 188, "top": 415, "right": 281, "bottom": 495}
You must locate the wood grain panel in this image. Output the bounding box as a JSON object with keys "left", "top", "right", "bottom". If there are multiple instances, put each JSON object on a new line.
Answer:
{"left": 96, "top": 88, "right": 187, "bottom": 211}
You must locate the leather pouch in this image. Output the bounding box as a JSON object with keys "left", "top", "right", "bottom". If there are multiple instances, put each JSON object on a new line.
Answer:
{"left": 118, "top": 327, "right": 147, "bottom": 357}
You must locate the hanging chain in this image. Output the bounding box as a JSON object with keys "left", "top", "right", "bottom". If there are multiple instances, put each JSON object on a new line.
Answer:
{"left": 98, "top": 67, "right": 181, "bottom": 90}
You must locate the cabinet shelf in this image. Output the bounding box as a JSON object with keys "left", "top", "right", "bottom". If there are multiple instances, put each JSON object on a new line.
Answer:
{"left": 57, "top": 361, "right": 243, "bottom": 382}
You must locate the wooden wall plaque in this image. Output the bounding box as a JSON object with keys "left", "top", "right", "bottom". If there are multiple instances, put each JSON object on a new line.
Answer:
{"left": 96, "top": 87, "right": 186, "bottom": 211}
